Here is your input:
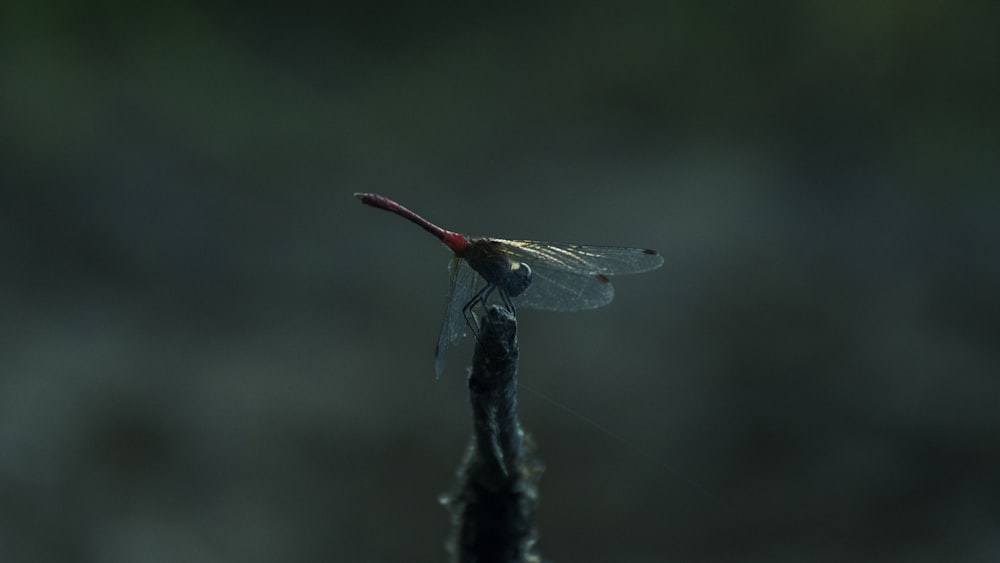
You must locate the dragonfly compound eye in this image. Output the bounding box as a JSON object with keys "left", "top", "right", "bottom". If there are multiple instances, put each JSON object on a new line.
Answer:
{"left": 503, "top": 261, "right": 532, "bottom": 297}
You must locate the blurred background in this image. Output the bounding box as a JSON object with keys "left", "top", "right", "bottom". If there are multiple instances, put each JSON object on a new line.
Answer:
{"left": 2, "top": 2, "right": 998, "bottom": 561}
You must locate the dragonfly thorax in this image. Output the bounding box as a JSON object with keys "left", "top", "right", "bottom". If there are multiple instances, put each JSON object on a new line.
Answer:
{"left": 463, "top": 239, "right": 534, "bottom": 298}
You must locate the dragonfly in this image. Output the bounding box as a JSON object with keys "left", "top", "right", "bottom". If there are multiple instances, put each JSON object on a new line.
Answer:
{"left": 355, "top": 193, "right": 664, "bottom": 377}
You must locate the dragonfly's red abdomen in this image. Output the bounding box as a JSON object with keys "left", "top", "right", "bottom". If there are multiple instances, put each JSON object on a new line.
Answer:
{"left": 441, "top": 230, "right": 470, "bottom": 253}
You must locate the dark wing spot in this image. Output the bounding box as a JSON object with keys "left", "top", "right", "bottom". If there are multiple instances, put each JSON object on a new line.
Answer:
{"left": 595, "top": 274, "right": 610, "bottom": 283}
{"left": 643, "top": 248, "right": 658, "bottom": 255}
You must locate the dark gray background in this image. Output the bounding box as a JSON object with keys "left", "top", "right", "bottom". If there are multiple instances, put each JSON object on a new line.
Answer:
{"left": 2, "top": 3, "right": 998, "bottom": 562}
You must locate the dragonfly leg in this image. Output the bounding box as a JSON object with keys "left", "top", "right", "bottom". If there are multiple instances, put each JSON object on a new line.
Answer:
{"left": 498, "top": 289, "right": 517, "bottom": 317}
{"left": 463, "top": 283, "right": 496, "bottom": 341}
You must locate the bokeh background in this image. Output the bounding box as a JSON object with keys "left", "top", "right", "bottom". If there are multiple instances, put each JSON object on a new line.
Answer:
{"left": 2, "top": 2, "right": 999, "bottom": 562}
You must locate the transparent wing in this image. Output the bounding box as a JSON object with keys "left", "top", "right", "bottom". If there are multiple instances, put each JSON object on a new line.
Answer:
{"left": 435, "top": 257, "right": 483, "bottom": 378}
{"left": 492, "top": 239, "right": 664, "bottom": 276}
{"left": 512, "top": 264, "right": 615, "bottom": 312}
{"left": 495, "top": 238, "right": 661, "bottom": 312}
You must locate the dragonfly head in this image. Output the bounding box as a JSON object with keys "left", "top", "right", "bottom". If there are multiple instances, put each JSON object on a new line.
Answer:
{"left": 502, "top": 261, "right": 532, "bottom": 297}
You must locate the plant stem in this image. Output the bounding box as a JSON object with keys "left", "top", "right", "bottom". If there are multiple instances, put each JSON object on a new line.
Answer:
{"left": 441, "top": 305, "right": 544, "bottom": 563}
